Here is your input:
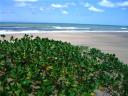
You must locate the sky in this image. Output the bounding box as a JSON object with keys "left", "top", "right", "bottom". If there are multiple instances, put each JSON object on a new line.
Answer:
{"left": 0, "top": 0, "right": 128, "bottom": 25}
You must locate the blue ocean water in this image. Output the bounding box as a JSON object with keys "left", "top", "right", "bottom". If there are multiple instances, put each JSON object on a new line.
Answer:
{"left": 0, "top": 22, "right": 128, "bottom": 32}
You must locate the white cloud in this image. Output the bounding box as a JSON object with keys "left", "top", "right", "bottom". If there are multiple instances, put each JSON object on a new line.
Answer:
{"left": 15, "top": 2, "right": 27, "bottom": 7}
{"left": 99, "top": 0, "right": 128, "bottom": 8}
{"left": 99, "top": 0, "right": 115, "bottom": 8}
{"left": 84, "top": 2, "right": 104, "bottom": 13}
{"left": 14, "top": 0, "right": 38, "bottom": 2}
{"left": 51, "top": 4, "right": 68, "bottom": 8}
{"left": 66, "top": 2, "right": 76, "bottom": 6}
{"left": 88, "top": 6, "right": 104, "bottom": 12}
{"left": 39, "top": 7, "right": 44, "bottom": 11}
{"left": 117, "top": 1, "right": 128, "bottom": 7}
{"left": 14, "top": 0, "right": 38, "bottom": 7}
{"left": 62, "top": 10, "right": 68, "bottom": 15}
{"left": 84, "top": 2, "right": 90, "bottom": 7}
{"left": 51, "top": 2, "right": 75, "bottom": 9}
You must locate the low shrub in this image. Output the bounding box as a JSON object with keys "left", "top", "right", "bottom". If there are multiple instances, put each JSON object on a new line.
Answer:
{"left": 0, "top": 35, "right": 128, "bottom": 96}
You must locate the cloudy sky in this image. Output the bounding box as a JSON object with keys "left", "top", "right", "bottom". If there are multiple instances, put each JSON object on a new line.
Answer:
{"left": 0, "top": 0, "right": 128, "bottom": 25}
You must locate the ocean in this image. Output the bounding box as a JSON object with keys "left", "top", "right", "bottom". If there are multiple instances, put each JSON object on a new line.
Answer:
{"left": 0, "top": 22, "right": 128, "bottom": 33}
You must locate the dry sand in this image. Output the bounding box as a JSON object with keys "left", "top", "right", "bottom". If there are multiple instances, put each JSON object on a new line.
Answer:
{"left": 0, "top": 32, "right": 128, "bottom": 64}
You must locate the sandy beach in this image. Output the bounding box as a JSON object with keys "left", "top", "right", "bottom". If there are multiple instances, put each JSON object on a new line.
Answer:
{"left": 0, "top": 31, "right": 128, "bottom": 64}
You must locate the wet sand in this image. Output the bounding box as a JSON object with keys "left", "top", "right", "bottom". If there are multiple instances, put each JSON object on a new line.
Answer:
{"left": 0, "top": 32, "right": 128, "bottom": 64}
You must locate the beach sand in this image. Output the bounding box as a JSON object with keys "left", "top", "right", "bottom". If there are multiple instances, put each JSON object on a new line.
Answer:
{"left": 0, "top": 32, "right": 128, "bottom": 64}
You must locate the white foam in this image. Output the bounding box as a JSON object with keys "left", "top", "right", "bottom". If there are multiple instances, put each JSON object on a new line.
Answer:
{"left": 82, "top": 27, "right": 90, "bottom": 30}
{"left": 52, "top": 26, "right": 91, "bottom": 30}
{"left": 0, "top": 30, "right": 42, "bottom": 34}
{"left": 121, "top": 27, "right": 127, "bottom": 30}
{"left": 0, "top": 30, "right": 128, "bottom": 34}
{"left": 53, "top": 26, "right": 77, "bottom": 29}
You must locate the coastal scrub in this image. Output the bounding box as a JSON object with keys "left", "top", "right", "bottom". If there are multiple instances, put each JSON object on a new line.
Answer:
{"left": 0, "top": 35, "right": 128, "bottom": 96}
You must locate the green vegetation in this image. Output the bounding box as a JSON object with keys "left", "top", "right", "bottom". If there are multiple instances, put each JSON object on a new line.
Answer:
{"left": 0, "top": 35, "right": 128, "bottom": 96}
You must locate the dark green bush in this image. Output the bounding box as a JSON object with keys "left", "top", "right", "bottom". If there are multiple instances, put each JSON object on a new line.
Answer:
{"left": 0, "top": 35, "right": 128, "bottom": 96}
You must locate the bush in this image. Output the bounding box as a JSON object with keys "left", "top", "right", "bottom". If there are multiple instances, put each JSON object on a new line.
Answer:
{"left": 0, "top": 35, "right": 128, "bottom": 96}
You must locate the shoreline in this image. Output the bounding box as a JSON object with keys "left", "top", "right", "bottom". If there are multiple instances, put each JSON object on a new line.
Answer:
{"left": 0, "top": 30, "right": 128, "bottom": 34}
{"left": 0, "top": 31, "right": 128, "bottom": 64}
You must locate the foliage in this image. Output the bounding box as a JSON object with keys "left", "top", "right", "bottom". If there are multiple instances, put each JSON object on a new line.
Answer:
{"left": 0, "top": 35, "right": 128, "bottom": 96}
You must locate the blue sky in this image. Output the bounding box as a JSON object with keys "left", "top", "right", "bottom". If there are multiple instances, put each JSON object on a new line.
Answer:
{"left": 0, "top": 0, "right": 128, "bottom": 25}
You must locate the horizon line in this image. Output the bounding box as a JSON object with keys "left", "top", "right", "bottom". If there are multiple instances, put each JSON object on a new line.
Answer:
{"left": 0, "top": 21, "right": 128, "bottom": 26}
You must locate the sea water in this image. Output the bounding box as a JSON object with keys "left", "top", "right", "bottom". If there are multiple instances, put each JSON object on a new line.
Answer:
{"left": 0, "top": 22, "right": 128, "bottom": 33}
